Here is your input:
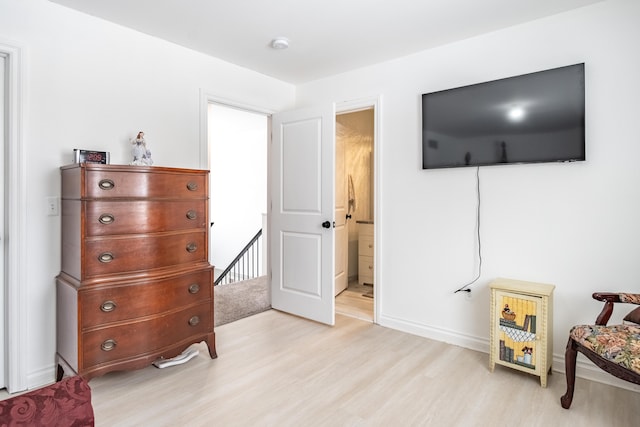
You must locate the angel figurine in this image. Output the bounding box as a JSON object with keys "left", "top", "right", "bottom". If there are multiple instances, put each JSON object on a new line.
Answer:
{"left": 130, "top": 131, "right": 153, "bottom": 166}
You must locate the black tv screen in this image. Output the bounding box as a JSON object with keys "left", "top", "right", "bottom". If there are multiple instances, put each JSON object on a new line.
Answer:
{"left": 422, "top": 63, "right": 585, "bottom": 169}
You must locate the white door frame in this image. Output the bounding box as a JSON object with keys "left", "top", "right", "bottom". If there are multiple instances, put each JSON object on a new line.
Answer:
{"left": 198, "top": 91, "right": 276, "bottom": 170}
{"left": 1, "top": 40, "right": 28, "bottom": 393}
{"left": 336, "top": 96, "right": 381, "bottom": 324}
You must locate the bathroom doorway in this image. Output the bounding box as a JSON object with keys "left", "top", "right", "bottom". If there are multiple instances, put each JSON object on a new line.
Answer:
{"left": 335, "top": 107, "right": 375, "bottom": 322}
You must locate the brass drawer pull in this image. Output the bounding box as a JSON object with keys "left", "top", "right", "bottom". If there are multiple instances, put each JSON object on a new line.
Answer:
{"left": 186, "top": 182, "right": 198, "bottom": 191}
{"left": 186, "top": 242, "right": 197, "bottom": 253}
{"left": 98, "top": 252, "right": 114, "bottom": 263}
{"left": 188, "top": 316, "right": 200, "bottom": 326}
{"left": 186, "top": 210, "right": 197, "bottom": 220}
{"left": 98, "top": 179, "right": 115, "bottom": 190}
{"left": 188, "top": 283, "right": 200, "bottom": 294}
{"left": 100, "top": 300, "right": 117, "bottom": 312}
{"left": 101, "top": 339, "right": 117, "bottom": 352}
{"left": 99, "top": 213, "right": 115, "bottom": 225}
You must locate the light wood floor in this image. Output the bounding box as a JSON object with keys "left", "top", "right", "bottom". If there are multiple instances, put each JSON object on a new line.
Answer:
{"left": 87, "top": 310, "right": 640, "bottom": 426}
{"left": 335, "top": 280, "right": 374, "bottom": 322}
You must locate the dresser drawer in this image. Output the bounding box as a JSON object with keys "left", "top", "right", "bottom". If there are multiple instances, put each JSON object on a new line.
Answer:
{"left": 82, "top": 168, "right": 207, "bottom": 199}
{"left": 84, "top": 232, "right": 207, "bottom": 278}
{"left": 85, "top": 200, "right": 207, "bottom": 236}
{"left": 358, "top": 235, "right": 374, "bottom": 257}
{"left": 82, "top": 301, "right": 213, "bottom": 367}
{"left": 80, "top": 268, "right": 212, "bottom": 328}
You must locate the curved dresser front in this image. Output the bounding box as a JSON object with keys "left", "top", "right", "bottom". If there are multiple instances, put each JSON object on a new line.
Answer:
{"left": 56, "top": 163, "right": 216, "bottom": 381}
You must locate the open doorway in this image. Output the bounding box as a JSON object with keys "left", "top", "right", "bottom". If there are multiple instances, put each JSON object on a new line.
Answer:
{"left": 335, "top": 108, "right": 375, "bottom": 322}
{"left": 207, "top": 103, "right": 268, "bottom": 283}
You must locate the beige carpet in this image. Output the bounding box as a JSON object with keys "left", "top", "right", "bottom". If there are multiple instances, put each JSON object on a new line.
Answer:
{"left": 213, "top": 276, "right": 270, "bottom": 327}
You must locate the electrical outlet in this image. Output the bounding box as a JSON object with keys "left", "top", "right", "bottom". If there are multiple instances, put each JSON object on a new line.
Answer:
{"left": 46, "top": 196, "right": 59, "bottom": 216}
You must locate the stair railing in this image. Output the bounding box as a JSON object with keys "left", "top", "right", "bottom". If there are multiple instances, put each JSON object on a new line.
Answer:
{"left": 214, "top": 229, "right": 263, "bottom": 286}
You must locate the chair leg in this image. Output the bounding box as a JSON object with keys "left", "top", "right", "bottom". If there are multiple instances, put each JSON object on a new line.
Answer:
{"left": 561, "top": 337, "right": 578, "bottom": 409}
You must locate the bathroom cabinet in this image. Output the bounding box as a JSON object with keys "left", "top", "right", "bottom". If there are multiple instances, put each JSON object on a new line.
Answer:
{"left": 357, "top": 221, "right": 374, "bottom": 285}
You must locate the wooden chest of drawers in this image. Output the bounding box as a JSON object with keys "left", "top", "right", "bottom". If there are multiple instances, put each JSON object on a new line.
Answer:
{"left": 56, "top": 164, "right": 216, "bottom": 380}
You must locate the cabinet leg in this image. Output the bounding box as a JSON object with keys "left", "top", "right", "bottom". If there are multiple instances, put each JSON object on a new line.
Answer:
{"left": 540, "top": 373, "right": 548, "bottom": 388}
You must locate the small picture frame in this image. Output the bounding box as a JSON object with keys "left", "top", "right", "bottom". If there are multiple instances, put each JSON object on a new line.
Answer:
{"left": 74, "top": 149, "right": 110, "bottom": 164}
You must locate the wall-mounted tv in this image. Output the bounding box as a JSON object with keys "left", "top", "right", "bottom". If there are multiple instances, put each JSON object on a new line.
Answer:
{"left": 422, "top": 63, "right": 585, "bottom": 169}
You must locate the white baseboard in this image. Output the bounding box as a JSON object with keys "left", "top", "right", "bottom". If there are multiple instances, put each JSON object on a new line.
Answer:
{"left": 29, "top": 365, "right": 57, "bottom": 390}
{"left": 378, "top": 313, "right": 640, "bottom": 393}
{"left": 378, "top": 314, "right": 489, "bottom": 354}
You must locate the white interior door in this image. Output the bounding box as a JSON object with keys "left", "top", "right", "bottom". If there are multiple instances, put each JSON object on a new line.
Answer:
{"left": 0, "top": 54, "right": 6, "bottom": 389}
{"left": 334, "top": 123, "right": 348, "bottom": 296}
{"left": 271, "top": 104, "right": 335, "bottom": 325}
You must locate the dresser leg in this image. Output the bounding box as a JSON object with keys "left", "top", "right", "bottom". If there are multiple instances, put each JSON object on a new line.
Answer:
{"left": 56, "top": 363, "right": 64, "bottom": 382}
{"left": 205, "top": 333, "right": 217, "bottom": 359}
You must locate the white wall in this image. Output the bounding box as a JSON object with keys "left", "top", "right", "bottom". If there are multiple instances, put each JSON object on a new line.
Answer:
{"left": 0, "top": 0, "right": 294, "bottom": 388}
{"left": 298, "top": 0, "right": 640, "bottom": 387}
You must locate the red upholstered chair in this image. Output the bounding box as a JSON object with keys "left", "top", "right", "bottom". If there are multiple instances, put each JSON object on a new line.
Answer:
{"left": 0, "top": 376, "right": 94, "bottom": 426}
{"left": 561, "top": 292, "right": 640, "bottom": 409}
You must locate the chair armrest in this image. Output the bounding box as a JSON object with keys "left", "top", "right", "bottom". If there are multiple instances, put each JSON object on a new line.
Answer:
{"left": 619, "top": 293, "right": 640, "bottom": 305}
{"left": 592, "top": 293, "right": 640, "bottom": 325}
{"left": 592, "top": 293, "right": 618, "bottom": 325}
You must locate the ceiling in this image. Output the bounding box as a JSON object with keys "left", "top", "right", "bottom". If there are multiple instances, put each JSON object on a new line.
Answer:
{"left": 49, "top": 0, "right": 601, "bottom": 84}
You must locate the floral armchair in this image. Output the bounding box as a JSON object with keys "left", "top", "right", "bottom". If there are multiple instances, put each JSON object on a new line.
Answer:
{"left": 561, "top": 292, "right": 640, "bottom": 409}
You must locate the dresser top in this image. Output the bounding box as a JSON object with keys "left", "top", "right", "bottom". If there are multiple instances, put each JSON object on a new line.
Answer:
{"left": 61, "top": 163, "right": 208, "bottom": 174}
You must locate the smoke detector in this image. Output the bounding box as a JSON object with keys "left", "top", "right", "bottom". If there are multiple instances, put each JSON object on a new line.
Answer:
{"left": 270, "top": 37, "right": 289, "bottom": 50}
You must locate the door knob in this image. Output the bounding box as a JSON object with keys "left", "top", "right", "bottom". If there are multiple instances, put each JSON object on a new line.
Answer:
{"left": 322, "top": 221, "right": 331, "bottom": 229}
{"left": 346, "top": 214, "right": 352, "bottom": 219}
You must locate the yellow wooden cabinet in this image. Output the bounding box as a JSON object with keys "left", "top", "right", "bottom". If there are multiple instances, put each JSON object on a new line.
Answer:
{"left": 489, "top": 278, "right": 555, "bottom": 387}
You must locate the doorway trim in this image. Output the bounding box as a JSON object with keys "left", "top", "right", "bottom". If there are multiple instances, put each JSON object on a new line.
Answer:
{"left": 336, "top": 96, "right": 381, "bottom": 324}
{"left": 198, "top": 90, "right": 275, "bottom": 169}
{"left": 1, "top": 40, "right": 27, "bottom": 393}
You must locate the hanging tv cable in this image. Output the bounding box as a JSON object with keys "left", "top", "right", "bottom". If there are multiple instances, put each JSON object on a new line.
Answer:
{"left": 455, "top": 166, "right": 482, "bottom": 294}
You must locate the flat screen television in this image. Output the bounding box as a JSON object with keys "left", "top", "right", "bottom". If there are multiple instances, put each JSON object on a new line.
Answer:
{"left": 422, "top": 63, "right": 585, "bottom": 169}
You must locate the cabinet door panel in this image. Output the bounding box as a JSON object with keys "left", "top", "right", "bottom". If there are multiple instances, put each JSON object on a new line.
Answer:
{"left": 358, "top": 236, "right": 374, "bottom": 256}
{"left": 494, "top": 291, "right": 541, "bottom": 373}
